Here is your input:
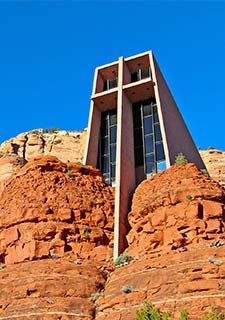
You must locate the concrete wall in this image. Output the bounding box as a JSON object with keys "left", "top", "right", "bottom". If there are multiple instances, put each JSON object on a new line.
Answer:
{"left": 151, "top": 54, "right": 205, "bottom": 169}
{"left": 83, "top": 101, "right": 101, "bottom": 166}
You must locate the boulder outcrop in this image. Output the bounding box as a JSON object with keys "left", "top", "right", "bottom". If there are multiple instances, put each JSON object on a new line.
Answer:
{"left": 127, "top": 163, "right": 225, "bottom": 256}
{"left": 0, "top": 155, "right": 114, "bottom": 265}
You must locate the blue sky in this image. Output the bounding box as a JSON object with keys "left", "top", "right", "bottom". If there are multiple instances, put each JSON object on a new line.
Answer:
{"left": 0, "top": 1, "right": 224, "bottom": 150}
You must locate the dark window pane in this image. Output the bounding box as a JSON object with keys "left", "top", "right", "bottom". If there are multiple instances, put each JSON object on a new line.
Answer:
{"left": 109, "top": 78, "right": 118, "bottom": 89}
{"left": 134, "top": 128, "right": 143, "bottom": 147}
{"left": 135, "top": 146, "right": 144, "bottom": 166}
{"left": 141, "top": 67, "right": 150, "bottom": 79}
{"left": 110, "top": 126, "right": 117, "bottom": 144}
{"left": 146, "top": 153, "right": 154, "bottom": 163}
{"left": 111, "top": 164, "right": 116, "bottom": 178}
{"left": 144, "top": 116, "right": 153, "bottom": 135}
{"left": 149, "top": 97, "right": 156, "bottom": 104}
{"left": 133, "top": 106, "right": 142, "bottom": 128}
{"left": 102, "top": 155, "right": 109, "bottom": 173}
{"left": 131, "top": 72, "right": 138, "bottom": 82}
{"left": 110, "top": 114, "right": 117, "bottom": 126}
{"left": 101, "top": 137, "right": 109, "bottom": 155}
{"left": 101, "top": 119, "right": 108, "bottom": 136}
{"left": 154, "top": 123, "right": 162, "bottom": 142}
{"left": 156, "top": 143, "right": 165, "bottom": 161}
{"left": 103, "top": 81, "right": 107, "bottom": 91}
{"left": 110, "top": 144, "right": 116, "bottom": 162}
{"left": 153, "top": 105, "right": 159, "bottom": 123}
{"left": 145, "top": 135, "right": 154, "bottom": 154}
{"left": 143, "top": 99, "right": 151, "bottom": 106}
{"left": 143, "top": 105, "right": 152, "bottom": 116}
{"left": 146, "top": 162, "right": 155, "bottom": 174}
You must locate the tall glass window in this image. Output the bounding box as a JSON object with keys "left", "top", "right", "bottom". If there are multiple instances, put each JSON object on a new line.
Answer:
{"left": 97, "top": 109, "right": 117, "bottom": 185}
{"left": 133, "top": 98, "right": 166, "bottom": 177}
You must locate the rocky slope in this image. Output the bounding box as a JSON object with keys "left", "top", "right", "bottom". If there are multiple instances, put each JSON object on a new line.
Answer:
{"left": 0, "top": 153, "right": 225, "bottom": 318}
{"left": 0, "top": 259, "right": 106, "bottom": 320}
{"left": 0, "top": 128, "right": 87, "bottom": 163}
{"left": 200, "top": 149, "right": 225, "bottom": 188}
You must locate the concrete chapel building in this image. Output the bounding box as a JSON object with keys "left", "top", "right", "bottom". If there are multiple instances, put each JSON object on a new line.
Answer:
{"left": 84, "top": 50, "right": 205, "bottom": 259}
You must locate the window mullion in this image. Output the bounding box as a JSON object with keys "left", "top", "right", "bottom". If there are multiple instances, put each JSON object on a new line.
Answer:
{"left": 152, "top": 104, "right": 157, "bottom": 172}
{"left": 140, "top": 103, "right": 147, "bottom": 174}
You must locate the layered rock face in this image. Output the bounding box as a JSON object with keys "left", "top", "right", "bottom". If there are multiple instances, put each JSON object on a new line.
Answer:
{"left": 200, "top": 149, "right": 225, "bottom": 188}
{"left": 97, "top": 164, "right": 225, "bottom": 319}
{"left": 0, "top": 156, "right": 114, "bottom": 265}
{"left": 0, "top": 259, "right": 105, "bottom": 320}
{"left": 0, "top": 128, "right": 87, "bottom": 163}
{"left": 0, "top": 154, "right": 22, "bottom": 194}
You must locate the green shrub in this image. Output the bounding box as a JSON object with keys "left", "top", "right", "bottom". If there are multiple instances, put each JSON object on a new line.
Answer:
{"left": 83, "top": 225, "right": 90, "bottom": 239}
{"left": 201, "top": 307, "right": 225, "bottom": 320}
{"left": 179, "top": 309, "right": 189, "bottom": 320}
{"left": 135, "top": 302, "right": 171, "bottom": 320}
{"left": 186, "top": 194, "right": 193, "bottom": 201}
{"left": 66, "top": 170, "right": 74, "bottom": 178}
{"left": 135, "top": 302, "right": 225, "bottom": 320}
{"left": 89, "top": 292, "right": 101, "bottom": 302}
{"left": 174, "top": 153, "right": 188, "bottom": 165}
{"left": 114, "top": 253, "right": 133, "bottom": 268}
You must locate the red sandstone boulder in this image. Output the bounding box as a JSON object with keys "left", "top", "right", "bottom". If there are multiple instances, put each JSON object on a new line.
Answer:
{"left": 0, "top": 156, "right": 115, "bottom": 265}
{"left": 127, "top": 163, "right": 225, "bottom": 256}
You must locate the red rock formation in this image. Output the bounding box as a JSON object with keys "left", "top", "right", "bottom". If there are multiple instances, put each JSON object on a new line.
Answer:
{"left": 96, "top": 245, "right": 225, "bottom": 320}
{"left": 96, "top": 164, "right": 225, "bottom": 319}
{"left": 0, "top": 154, "right": 22, "bottom": 195}
{"left": 1, "top": 160, "right": 225, "bottom": 319}
{"left": 200, "top": 149, "right": 225, "bottom": 188}
{"left": 0, "top": 258, "right": 105, "bottom": 319}
{"left": 127, "top": 163, "right": 225, "bottom": 256}
{"left": 0, "top": 155, "right": 115, "bottom": 265}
